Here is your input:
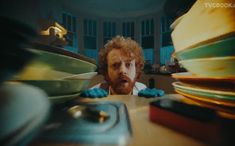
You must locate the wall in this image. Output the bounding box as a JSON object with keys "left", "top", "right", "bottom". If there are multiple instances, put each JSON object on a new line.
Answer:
{"left": 0, "top": 0, "right": 42, "bottom": 30}
{"left": 0, "top": 0, "right": 65, "bottom": 31}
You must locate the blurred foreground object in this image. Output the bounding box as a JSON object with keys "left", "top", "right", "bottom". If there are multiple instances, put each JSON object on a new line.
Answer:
{"left": 11, "top": 48, "right": 97, "bottom": 103}
{"left": 0, "top": 82, "right": 50, "bottom": 146}
{"left": 0, "top": 17, "right": 51, "bottom": 146}
{"left": 0, "top": 16, "right": 37, "bottom": 84}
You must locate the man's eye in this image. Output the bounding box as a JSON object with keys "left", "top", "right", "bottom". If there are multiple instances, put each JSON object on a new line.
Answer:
{"left": 112, "top": 63, "right": 119, "bottom": 69}
{"left": 126, "top": 62, "right": 131, "bottom": 68}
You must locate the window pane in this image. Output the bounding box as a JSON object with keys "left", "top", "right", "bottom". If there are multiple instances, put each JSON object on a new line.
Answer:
{"left": 62, "top": 13, "right": 77, "bottom": 47}
{"left": 62, "top": 13, "right": 66, "bottom": 27}
{"left": 141, "top": 21, "right": 145, "bottom": 36}
{"left": 122, "top": 23, "right": 125, "bottom": 35}
{"left": 146, "top": 20, "right": 149, "bottom": 35}
{"left": 103, "top": 22, "right": 107, "bottom": 36}
{"left": 142, "top": 36, "right": 154, "bottom": 49}
{"left": 131, "top": 22, "right": 134, "bottom": 37}
{"left": 127, "top": 23, "right": 130, "bottom": 36}
{"left": 93, "top": 21, "right": 97, "bottom": 36}
{"left": 108, "top": 22, "right": 111, "bottom": 36}
{"left": 151, "top": 19, "right": 154, "bottom": 35}
{"left": 67, "top": 15, "right": 71, "bottom": 31}
{"left": 84, "top": 36, "right": 96, "bottom": 49}
{"left": 84, "top": 19, "right": 87, "bottom": 35}
{"left": 162, "top": 31, "right": 172, "bottom": 46}
{"left": 88, "top": 20, "right": 92, "bottom": 35}
{"left": 112, "top": 22, "right": 116, "bottom": 36}
{"left": 72, "top": 17, "right": 76, "bottom": 32}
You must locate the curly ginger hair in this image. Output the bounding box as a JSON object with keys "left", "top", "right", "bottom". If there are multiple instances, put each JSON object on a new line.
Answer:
{"left": 99, "top": 35, "right": 144, "bottom": 79}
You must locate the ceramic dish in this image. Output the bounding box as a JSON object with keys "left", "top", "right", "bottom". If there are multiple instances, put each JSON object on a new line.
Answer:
{"left": 26, "top": 49, "right": 97, "bottom": 74}
{"left": 174, "top": 86, "right": 235, "bottom": 103}
{"left": 175, "top": 36, "right": 235, "bottom": 60}
{"left": 62, "top": 72, "right": 97, "bottom": 80}
{"left": 172, "top": 82, "right": 235, "bottom": 100}
{"left": 33, "top": 43, "right": 97, "bottom": 65}
{"left": 180, "top": 95, "right": 235, "bottom": 119}
{"left": 179, "top": 56, "right": 235, "bottom": 77}
{"left": 13, "top": 79, "right": 91, "bottom": 96}
{"left": 172, "top": 72, "right": 235, "bottom": 91}
{"left": 175, "top": 90, "right": 235, "bottom": 107}
{"left": 171, "top": 0, "right": 235, "bottom": 52}
{"left": 172, "top": 72, "right": 235, "bottom": 82}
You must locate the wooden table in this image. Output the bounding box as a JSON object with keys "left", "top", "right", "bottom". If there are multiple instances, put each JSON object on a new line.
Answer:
{"left": 31, "top": 94, "right": 207, "bottom": 146}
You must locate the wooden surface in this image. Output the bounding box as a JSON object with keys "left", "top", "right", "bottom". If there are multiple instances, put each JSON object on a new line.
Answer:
{"left": 31, "top": 94, "right": 207, "bottom": 146}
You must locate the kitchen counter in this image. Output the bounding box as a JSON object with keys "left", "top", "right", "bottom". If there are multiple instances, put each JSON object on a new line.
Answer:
{"left": 31, "top": 94, "right": 207, "bottom": 146}
{"left": 79, "top": 94, "right": 207, "bottom": 146}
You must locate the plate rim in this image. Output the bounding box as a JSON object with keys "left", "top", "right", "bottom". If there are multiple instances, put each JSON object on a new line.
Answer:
{"left": 172, "top": 82, "right": 235, "bottom": 96}
{"left": 172, "top": 72, "right": 235, "bottom": 81}
{"left": 175, "top": 90, "right": 235, "bottom": 107}
{"left": 174, "top": 85, "right": 235, "bottom": 101}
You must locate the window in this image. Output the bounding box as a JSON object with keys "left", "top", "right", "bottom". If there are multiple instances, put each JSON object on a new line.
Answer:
{"left": 103, "top": 21, "right": 116, "bottom": 44}
{"left": 84, "top": 19, "right": 97, "bottom": 49}
{"left": 160, "top": 46, "right": 174, "bottom": 65}
{"left": 122, "top": 21, "right": 134, "bottom": 40}
{"left": 161, "top": 16, "right": 174, "bottom": 46}
{"left": 62, "top": 13, "right": 76, "bottom": 47}
{"left": 162, "top": 31, "right": 172, "bottom": 46}
{"left": 141, "top": 19, "right": 154, "bottom": 49}
{"left": 161, "top": 16, "right": 174, "bottom": 33}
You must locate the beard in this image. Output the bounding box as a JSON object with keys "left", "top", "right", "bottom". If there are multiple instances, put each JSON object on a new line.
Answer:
{"left": 108, "top": 75, "right": 136, "bottom": 95}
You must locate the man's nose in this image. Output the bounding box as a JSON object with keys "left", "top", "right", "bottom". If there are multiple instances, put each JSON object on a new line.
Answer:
{"left": 119, "top": 63, "right": 127, "bottom": 74}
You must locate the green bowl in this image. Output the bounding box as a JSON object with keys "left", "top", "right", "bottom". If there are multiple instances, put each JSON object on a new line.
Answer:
{"left": 28, "top": 49, "right": 97, "bottom": 74}
{"left": 176, "top": 36, "right": 235, "bottom": 60}
{"left": 179, "top": 56, "right": 235, "bottom": 78}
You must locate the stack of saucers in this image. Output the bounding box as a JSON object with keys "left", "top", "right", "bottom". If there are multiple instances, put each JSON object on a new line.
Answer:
{"left": 171, "top": 0, "right": 235, "bottom": 117}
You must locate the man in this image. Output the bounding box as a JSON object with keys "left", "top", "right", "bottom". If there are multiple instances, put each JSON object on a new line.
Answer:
{"left": 93, "top": 35, "right": 146, "bottom": 95}
{"left": 81, "top": 36, "right": 164, "bottom": 97}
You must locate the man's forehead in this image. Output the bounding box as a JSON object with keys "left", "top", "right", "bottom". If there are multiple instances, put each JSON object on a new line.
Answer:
{"left": 108, "top": 49, "right": 134, "bottom": 59}
{"left": 108, "top": 53, "right": 135, "bottom": 63}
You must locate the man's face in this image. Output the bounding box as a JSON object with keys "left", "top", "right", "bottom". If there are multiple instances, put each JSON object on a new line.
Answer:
{"left": 106, "top": 49, "right": 137, "bottom": 94}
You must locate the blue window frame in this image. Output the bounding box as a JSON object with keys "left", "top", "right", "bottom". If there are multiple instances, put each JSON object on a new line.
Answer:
{"left": 84, "top": 19, "right": 97, "bottom": 50}
{"left": 103, "top": 21, "right": 116, "bottom": 44}
{"left": 62, "top": 13, "right": 77, "bottom": 47}
{"left": 122, "top": 21, "right": 134, "bottom": 40}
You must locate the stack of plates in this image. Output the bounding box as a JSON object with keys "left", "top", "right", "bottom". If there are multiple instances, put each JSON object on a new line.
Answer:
{"left": 173, "top": 27, "right": 235, "bottom": 78}
{"left": 171, "top": 0, "right": 235, "bottom": 117}
{"left": 11, "top": 49, "right": 97, "bottom": 103}
{"left": 171, "top": 0, "right": 235, "bottom": 53}
{"left": 172, "top": 72, "right": 235, "bottom": 117}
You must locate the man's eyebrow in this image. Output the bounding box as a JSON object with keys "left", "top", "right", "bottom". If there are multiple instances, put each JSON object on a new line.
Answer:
{"left": 110, "top": 60, "right": 121, "bottom": 64}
